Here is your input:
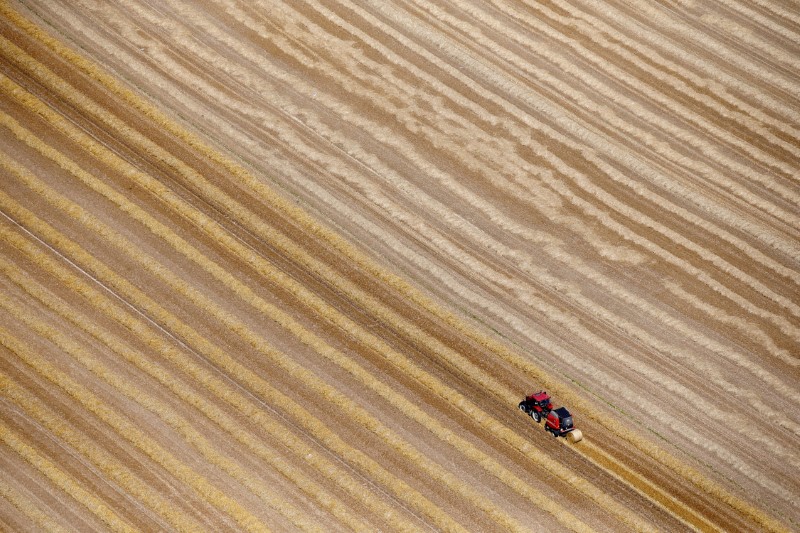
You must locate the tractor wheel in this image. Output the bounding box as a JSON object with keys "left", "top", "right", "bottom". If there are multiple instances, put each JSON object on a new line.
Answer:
{"left": 531, "top": 411, "right": 541, "bottom": 423}
{"left": 567, "top": 430, "right": 583, "bottom": 444}
{"left": 518, "top": 402, "right": 527, "bottom": 412}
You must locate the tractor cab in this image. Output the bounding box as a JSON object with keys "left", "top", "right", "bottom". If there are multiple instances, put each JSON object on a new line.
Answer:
{"left": 518, "top": 391, "right": 553, "bottom": 422}
{"left": 527, "top": 391, "right": 552, "bottom": 410}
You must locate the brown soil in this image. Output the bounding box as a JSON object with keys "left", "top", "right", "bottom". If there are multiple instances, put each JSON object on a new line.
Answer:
{"left": 0, "top": 0, "right": 797, "bottom": 531}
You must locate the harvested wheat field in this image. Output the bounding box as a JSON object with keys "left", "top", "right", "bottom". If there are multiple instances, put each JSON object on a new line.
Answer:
{"left": 0, "top": 0, "right": 798, "bottom": 530}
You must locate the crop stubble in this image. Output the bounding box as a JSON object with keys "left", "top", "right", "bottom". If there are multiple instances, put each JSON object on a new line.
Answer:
{"left": 0, "top": 0, "right": 797, "bottom": 531}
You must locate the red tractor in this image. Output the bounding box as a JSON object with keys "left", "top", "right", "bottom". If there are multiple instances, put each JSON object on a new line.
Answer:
{"left": 519, "top": 391, "right": 583, "bottom": 443}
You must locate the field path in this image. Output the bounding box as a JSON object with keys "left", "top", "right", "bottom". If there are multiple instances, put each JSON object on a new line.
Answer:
{"left": 1, "top": 0, "right": 797, "bottom": 530}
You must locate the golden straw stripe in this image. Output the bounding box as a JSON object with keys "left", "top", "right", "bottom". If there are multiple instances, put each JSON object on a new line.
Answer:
{"left": 0, "top": 288, "right": 316, "bottom": 533}
{"left": 0, "top": 325, "right": 270, "bottom": 533}
{"left": 0, "top": 417, "right": 135, "bottom": 533}
{"left": 94, "top": 0, "right": 800, "bottom": 332}
{"left": 30, "top": 4, "right": 782, "bottom": 522}
{"left": 0, "top": 473, "right": 69, "bottom": 533}
{"left": 0, "top": 189, "right": 465, "bottom": 531}
{"left": 0, "top": 369, "right": 200, "bottom": 532}
{"left": 0, "top": 4, "right": 788, "bottom": 528}
{"left": 0, "top": 28, "right": 736, "bottom": 523}
{"left": 0, "top": 59, "right": 744, "bottom": 523}
{"left": 0, "top": 254, "right": 377, "bottom": 533}
{"left": 0, "top": 133, "right": 534, "bottom": 532}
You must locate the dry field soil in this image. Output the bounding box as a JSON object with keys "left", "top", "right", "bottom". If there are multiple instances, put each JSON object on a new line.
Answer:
{"left": 0, "top": 0, "right": 798, "bottom": 531}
